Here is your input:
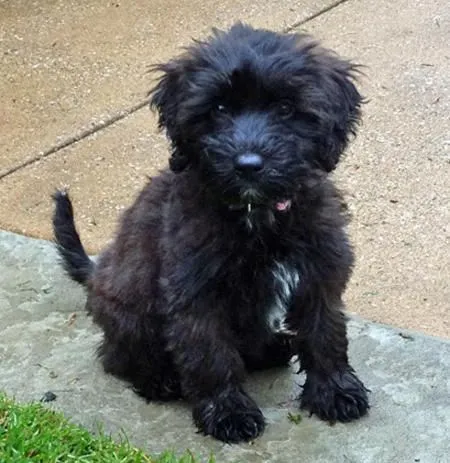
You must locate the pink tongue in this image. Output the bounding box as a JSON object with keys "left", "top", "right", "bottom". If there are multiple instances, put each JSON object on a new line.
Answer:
{"left": 275, "top": 199, "right": 292, "bottom": 211}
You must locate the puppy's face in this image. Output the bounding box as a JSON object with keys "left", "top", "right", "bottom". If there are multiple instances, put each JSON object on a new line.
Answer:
{"left": 151, "top": 23, "right": 362, "bottom": 209}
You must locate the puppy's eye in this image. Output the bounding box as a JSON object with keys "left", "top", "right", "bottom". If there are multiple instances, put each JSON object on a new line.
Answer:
{"left": 277, "top": 101, "right": 295, "bottom": 118}
{"left": 211, "top": 103, "right": 228, "bottom": 118}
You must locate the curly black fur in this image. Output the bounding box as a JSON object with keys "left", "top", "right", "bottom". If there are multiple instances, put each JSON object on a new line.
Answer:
{"left": 53, "top": 23, "right": 369, "bottom": 443}
{"left": 52, "top": 190, "right": 94, "bottom": 285}
{"left": 193, "top": 385, "right": 266, "bottom": 443}
{"left": 300, "top": 368, "right": 370, "bottom": 423}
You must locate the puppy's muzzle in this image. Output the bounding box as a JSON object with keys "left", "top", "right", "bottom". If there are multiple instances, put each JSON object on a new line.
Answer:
{"left": 235, "top": 153, "right": 264, "bottom": 175}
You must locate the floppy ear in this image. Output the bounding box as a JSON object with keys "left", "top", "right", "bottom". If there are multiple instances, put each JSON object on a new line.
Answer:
{"left": 315, "top": 55, "right": 363, "bottom": 172}
{"left": 149, "top": 60, "right": 190, "bottom": 173}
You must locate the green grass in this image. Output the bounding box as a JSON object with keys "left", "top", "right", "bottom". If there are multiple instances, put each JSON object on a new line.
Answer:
{"left": 0, "top": 393, "right": 214, "bottom": 463}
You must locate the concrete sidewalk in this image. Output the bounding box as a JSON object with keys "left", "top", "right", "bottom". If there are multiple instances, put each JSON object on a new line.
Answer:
{"left": 0, "top": 230, "right": 449, "bottom": 462}
{"left": 1, "top": 0, "right": 449, "bottom": 337}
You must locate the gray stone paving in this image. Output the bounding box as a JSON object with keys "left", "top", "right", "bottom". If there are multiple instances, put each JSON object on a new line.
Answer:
{"left": 0, "top": 231, "right": 449, "bottom": 462}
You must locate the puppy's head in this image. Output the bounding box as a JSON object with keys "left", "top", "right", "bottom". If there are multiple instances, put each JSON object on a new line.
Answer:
{"left": 150, "top": 23, "right": 362, "bottom": 210}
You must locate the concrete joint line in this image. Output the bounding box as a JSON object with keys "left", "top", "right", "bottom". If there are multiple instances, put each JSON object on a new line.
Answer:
{"left": 0, "top": 98, "right": 151, "bottom": 181}
{"left": 282, "top": 0, "right": 350, "bottom": 32}
{"left": 1, "top": 0, "right": 351, "bottom": 180}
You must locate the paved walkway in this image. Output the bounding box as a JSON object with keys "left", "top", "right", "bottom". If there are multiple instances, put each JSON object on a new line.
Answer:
{"left": 0, "top": 231, "right": 449, "bottom": 462}
{"left": 1, "top": 0, "right": 449, "bottom": 336}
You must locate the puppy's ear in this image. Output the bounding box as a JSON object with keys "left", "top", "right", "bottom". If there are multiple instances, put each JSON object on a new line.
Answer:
{"left": 315, "top": 54, "right": 363, "bottom": 172}
{"left": 149, "top": 60, "right": 190, "bottom": 173}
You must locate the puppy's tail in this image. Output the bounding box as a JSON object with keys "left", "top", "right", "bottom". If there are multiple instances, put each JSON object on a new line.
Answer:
{"left": 52, "top": 190, "right": 94, "bottom": 286}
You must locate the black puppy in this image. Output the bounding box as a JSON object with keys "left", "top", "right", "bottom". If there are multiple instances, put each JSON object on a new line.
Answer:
{"left": 53, "top": 23, "right": 369, "bottom": 443}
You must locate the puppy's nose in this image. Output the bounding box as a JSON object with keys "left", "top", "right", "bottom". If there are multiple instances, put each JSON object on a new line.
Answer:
{"left": 235, "top": 153, "right": 264, "bottom": 172}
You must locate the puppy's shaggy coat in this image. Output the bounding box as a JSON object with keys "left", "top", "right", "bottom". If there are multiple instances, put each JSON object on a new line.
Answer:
{"left": 53, "top": 23, "right": 369, "bottom": 443}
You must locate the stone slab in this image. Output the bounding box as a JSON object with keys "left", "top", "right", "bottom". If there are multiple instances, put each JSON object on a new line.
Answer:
{"left": 0, "top": 230, "right": 449, "bottom": 463}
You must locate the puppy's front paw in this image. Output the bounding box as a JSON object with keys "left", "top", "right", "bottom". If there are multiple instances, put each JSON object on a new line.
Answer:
{"left": 300, "top": 369, "right": 369, "bottom": 423}
{"left": 193, "top": 386, "right": 265, "bottom": 443}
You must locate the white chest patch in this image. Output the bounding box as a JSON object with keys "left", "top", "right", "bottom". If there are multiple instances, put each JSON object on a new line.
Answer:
{"left": 267, "top": 261, "right": 299, "bottom": 335}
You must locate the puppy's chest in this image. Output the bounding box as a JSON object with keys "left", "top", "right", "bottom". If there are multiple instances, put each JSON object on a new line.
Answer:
{"left": 266, "top": 262, "right": 299, "bottom": 335}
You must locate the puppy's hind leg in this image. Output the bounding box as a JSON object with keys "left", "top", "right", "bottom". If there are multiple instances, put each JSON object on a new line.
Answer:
{"left": 243, "top": 334, "right": 294, "bottom": 372}
{"left": 90, "top": 295, "right": 181, "bottom": 402}
{"left": 99, "top": 334, "right": 181, "bottom": 402}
